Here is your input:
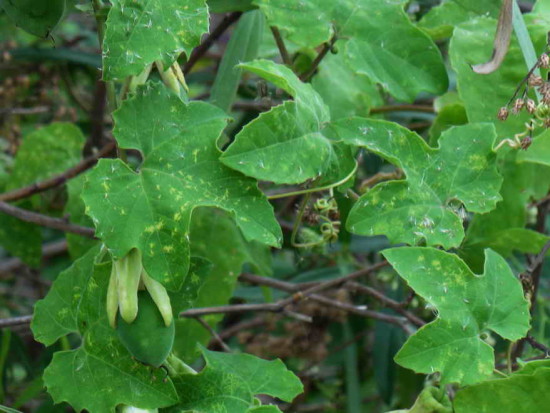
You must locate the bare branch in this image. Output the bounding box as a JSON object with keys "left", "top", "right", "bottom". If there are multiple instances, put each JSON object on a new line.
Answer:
{"left": 0, "top": 201, "right": 96, "bottom": 238}
{"left": 0, "top": 140, "right": 116, "bottom": 203}
{"left": 184, "top": 12, "right": 242, "bottom": 75}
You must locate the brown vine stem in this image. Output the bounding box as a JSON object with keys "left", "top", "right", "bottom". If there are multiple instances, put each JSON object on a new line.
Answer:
{"left": 193, "top": 316, "right": 232, "bottom": 352}
{"left": 0, "top": 201, "right": 96, "bottom": 238}
{"left": 183, "top": 12, "right": 243, "bottom": 75}
{"left": 0, "top": 315, "right": 32, "bottom": 328}
{"left": 271, "top": 26, "right": 292, "bottom": 66}
{"left": 0, "top": 140, "right": 116, "bottom": 202}
{"left": 299, "top": 34, "right": 337, "bottom": 81}
{"left": 239, "top": 272, "right": 423, "bottom": 328}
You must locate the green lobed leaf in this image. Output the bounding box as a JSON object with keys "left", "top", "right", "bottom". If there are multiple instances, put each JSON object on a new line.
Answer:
{"left": 254, "top": 0, "right": 448, "bottom": 101}
{"left": 102, "top": 0, "right": 209, "bottom": 80}
{"left": 383, "top": 247, "right": 530, "bottom": 385}
{"left": 0, "top": 0, "right": 66, "bottom": 37}
{"left": 167, "top": 347, "right": 303, "bottom": 412}
{"left": 221, "top": 60, "right": 339, "bottom": 185}
{"left": 453, "top": 361, "right": 550, "bottom": 412}
{"left": 81, "top": 83, "right": 281, "bottom": 291}
{"left": 331, "top": 120, "right": 502, "bottom": 248}
{"left": 32, "top": 246, "right": 181, "bottom": 412}
{"left": 460, "top": 151, "right": 550, "bottom": 270}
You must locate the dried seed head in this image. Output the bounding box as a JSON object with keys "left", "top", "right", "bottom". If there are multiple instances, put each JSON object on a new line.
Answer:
{"left": 544, "top": 118, "right": 550, "bottom": 128}
{"left": 497, "top": 106, "right": 509, "bottom": 120}
{"left": 526, "top": 98, "right": 536, "bottom": 114}
{"left": 540, "top": 53, "right": 550, "bottom": 69}
{"left": 512, "top": 98, "right": 525, "bottom": 114}
{"left": 520, "top": 136, "right": 532, "bottom": 150}
{"left": 543, "top": 92, "right": 550, "bottom": 105}
{"left": 528, "top": 74, "right": 544, "bottom": 87}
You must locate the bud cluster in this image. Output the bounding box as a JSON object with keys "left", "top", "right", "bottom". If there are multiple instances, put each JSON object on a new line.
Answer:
{"left": 495, "top": 53, "right": 550, "bottom": 150}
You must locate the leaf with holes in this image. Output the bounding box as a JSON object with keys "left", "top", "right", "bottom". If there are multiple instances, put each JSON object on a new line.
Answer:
{"left": 221, "top": 59, "right": 355, "bottom": 185}
{"left": 330, "top": 120, "right": 502, "bottom": 248}
{"left": 102, "top": 0, "right": 208, "bottom": 80}
{"left": 81, "top": 83, "right": 281, "bottom": 291}
{"left": 383, "top": 247, "right": 530, "bottom": 386}
{"left": 253, "top": 0, "right": 448, "bottom": 101}
{"left": 166, "top": 347, "right": 303, "bottom": 413}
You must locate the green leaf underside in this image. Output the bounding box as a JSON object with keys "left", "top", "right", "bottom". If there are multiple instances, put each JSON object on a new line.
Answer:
{"left": 454, "top": 361, "right": 550, "bottom": 412}
{"left": 0, "top": 0, "right": 66, "bottom": 37}
{"left": 81, "top": 83, "right": 281, "bottom": 290}
{"left": 102, "top": 0, "right": 208, "bottom": 80}
{"left": 221, "top": 60, "right": 338, "bottom": 185}
{"left": 331, "top": 120, "right": 501, "bottom": 248}
{"left": 253, "top": 0, "right": 448, "bottom": 101}
{"left": 32, "top": 246, "right": 181, "bottom": 412}
{"left": 383, "top": 247, "right": 530, "bottom": 385}
{"left": 167, "top": 348, "right": 303, "bottom": 413}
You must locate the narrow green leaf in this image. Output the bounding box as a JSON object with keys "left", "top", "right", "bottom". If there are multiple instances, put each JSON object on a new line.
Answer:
{"left": 102, "top": 0, "right": 209, "bottom": 79}
{"left": 384, "top": 247, "right": 530, "bottom": 385}
{"left": 332, "top": 120, "right": 501, "bottom": 248}
{"left": 210, "top": 10, "right": 265, "bottom": 112}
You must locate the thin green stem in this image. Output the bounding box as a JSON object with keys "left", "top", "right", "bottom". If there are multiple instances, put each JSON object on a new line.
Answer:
{"left": 268, "top": 162, "right": 358, "bottom": 200}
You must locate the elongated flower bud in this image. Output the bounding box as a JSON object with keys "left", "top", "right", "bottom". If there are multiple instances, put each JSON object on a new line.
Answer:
{"left": 141, "top": 268, "right": 173, "bottom": 327}
{"left": 117, "top": 249, "right": 143, "bottom": 324}
{"left": 106, "top": 262, "right": 119, "bottom": 328}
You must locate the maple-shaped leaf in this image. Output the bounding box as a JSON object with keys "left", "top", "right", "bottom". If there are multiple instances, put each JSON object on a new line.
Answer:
{"left": 102, "top": 0, "right": 209, "bottom": 80}
{"left": 329, "top": 120, "right": 502, "bottom": 248}
{"left": 383, "top": 247, "right": 530, "bottom": 385}
{"left": 253, "top": 0, "right": 448, "bottom": 101}
{"left": 31, "top": 245, "right": 208, "bottom": 412}
{"left": 81, "top": 83, "right": 281, "bottom": 290}
{"left": 220, "top": 60, "right": 355, "bottom": 185}
{"left": 166, "top": 347, "right": 303, "bottom": 413}
{"left": 454, "top": 360, "right": 550, "bottom": 412}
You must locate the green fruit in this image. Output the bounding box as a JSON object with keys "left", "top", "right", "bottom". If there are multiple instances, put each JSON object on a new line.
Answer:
{"left": 116, "top": 291, "right": 175, "bottom": 367}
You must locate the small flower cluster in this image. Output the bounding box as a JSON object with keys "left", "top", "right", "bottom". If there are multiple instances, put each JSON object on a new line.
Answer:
{"left": 496, "top": 53, "right": 550, "bottom": 150}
